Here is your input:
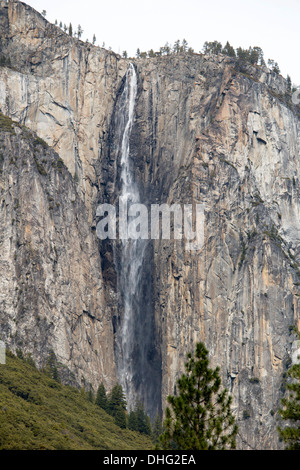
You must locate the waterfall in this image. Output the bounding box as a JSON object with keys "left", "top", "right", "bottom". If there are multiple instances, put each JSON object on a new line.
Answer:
{"left": 115, "top": 64, "right": 144, "bottom": 411}
{"left": 111, "top": 63, "right": 161, "bottom": 419}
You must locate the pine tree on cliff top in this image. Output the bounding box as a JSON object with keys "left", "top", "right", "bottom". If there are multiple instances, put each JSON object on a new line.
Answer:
{"left": 158, "top": 342, "right": 238, "bottom": 450}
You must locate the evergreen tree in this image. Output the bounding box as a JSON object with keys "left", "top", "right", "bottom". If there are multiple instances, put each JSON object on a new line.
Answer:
{"left": 68, "top": 23, "right": 73, "bottom": 37}
{"left": 173, "top": 39, "right": 181, "bottom": 54}
{"left": 163, "top": 42, "right": 171, "bottom": 55}
{"left": 93, "top": 34, "right": 96, "bottom": 45}
{"left": 77, "top": 25, "right": 83, "bottom": 40}
{"left": 136, "top": 48, "right": 141, "bottom": 58}
{"left": 42, "top": 10, "right": 47, "bottom": 17}
{"left": 135, "top": 401, "right": 152, "bottom": 435}
{"left": 95, "top": 382, "right": 108, "bottom": 412}
{"left": 222, "top": 41, "right": 236, "bottom": 58}
{"left": 122, "top": 51, "right": 128, "bottom": 58}
{"left": 158, "top": 342, "right": 238, "bottom": 450}
{"left": 236, "top": 47, "right": 250, "bottom": 63}
{"left": 59, "top": 21, "right": 63, "bottom": 29}
{"left": 127, "top": 402, "right": 152, "bottom": 435}
{"left": 268, "top": 59, "right": 281, "bottom": 74}
{"left": 181, "top": 39, "right": 188, "bottom": 52}
{"left": 46, "top": 350, "right": 60, "bottom": 382}
{"left": 273, "top": 62, "right": 281, "bottom": 74}
{"left": 114, "top": 407, "right": 127, "bottom": 429}
{"left": 287, "top": 75, "right": 292, "bottom": 93}
{"left": 108, "top": 383, "right": 127, "bottom": 417}
{"left": 87, "top": 388, "right": 94, "bottom": 403}
{"left": 277, "top": 330, "right": 300, "bottom": 450}
{"left": 251, "top": 46, "right": 264, "bottom": 65}
{"left": 152, "top": 412, "right": 163, "bottom": 443}
{"left": 203, "top": 40, "right": 222, "bottom": 55}
{"left": 128, "top": 409, "right": 138, "bottom": 431}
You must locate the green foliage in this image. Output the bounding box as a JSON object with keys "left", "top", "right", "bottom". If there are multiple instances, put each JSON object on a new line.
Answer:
{"left": 77, "top": 25, "right": 83, "bottom": 40}
{"left": 236, "top": 46, "right": 265, "bottom": 66}
{"left": 114, "top": 407, "right": 127, "bottom": 429}
{"left": 34, "top": 159, "right": 47, "bottom": 176}
{"left": 277, "top": 330, "right": 300, "bottom": 450}
{"left": 44, "top": 350, "right": 60, "bottom": 382}
{"left": 107, "top": 383, "right": 127, "bottom": 417}
{"left": 51, "top": 157, "right": 65, "bottom": 173}
{"left": 128, "top": 409, "right": 138, "bottom": 431}
{"left": 128, "top": 402, "right": 152, "bottom": 436}
{"left": 152, "top": 412, "right": 163, "bottom": 444}
{"left": 0, "top": 352, "right": 153, "bottom": 450}
{"left": 158, "top": 342, "right": 238, "bottom": 450}
{"left": 87, "top": 388, "right": 94, "bottom": 403}
{"left": 222, "top": 41, "right": 236, "bottom": 58}
{"left": 33, "top": 136, "right": 48, "bottom": 150}
{"left": 268, "top": 59, "right": 281, "bottom": 74}
{"left": 0, "top": 112, "right": 17, "bottom": 134}
{"left": 203, "top": 40, "right": 222, "bottom": 55}
{"left": 95, "top": 382, "right": 108, "bottom": 412}
{"left": 0, "top": 55, "right": 11, "bottom": 68}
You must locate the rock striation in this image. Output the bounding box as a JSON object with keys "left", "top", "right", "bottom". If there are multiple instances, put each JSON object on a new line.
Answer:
{"left": 0, "top": 0, "right": 300, "bottom": 449}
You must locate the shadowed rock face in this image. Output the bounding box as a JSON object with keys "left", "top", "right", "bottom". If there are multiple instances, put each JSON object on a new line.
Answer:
{"left": 1, "top": 0, "right": 300, "bottom": 449}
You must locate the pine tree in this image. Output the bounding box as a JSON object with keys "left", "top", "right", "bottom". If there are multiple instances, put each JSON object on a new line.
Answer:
{"left": 152, "top": 412, "right": 163, "bottom": 443}
{"left": 268, "top": 59, "right": 281, "bottom": 74}
{"left": 277, "top": 330, "right": 300, "bottom": 449}
{"left": 252, "top": 46, "right": 264, "bottom": 65}
{"left": 135, "top": 401, "right": 152, "bottom": 435}
{"left": 93, "top": 34, "right": 96, "bottom": 45}
{"left": 287, "top": 75, "right": 292, "bottom": 93}
{"left": 203, "top": 41, "right": 222, "bottom": 55}
{"left": 236, "top": 47, "right": 250, "bottom": 63}
{"left": 273, "top": 62, "right": 280, "bottom": 74}
{"left": 173, "top": 39, "right": 181, "bottom": 54}
{"left": 95, "top": 382, "right": 108, "bottom": 412}
{"left": 128, "top": 409, "right": 138, "bottom": 431}
{"left": 45, "top": 350, "right": 60, "bottom": 382}
{"left": 108, "top": 383, "right": 127, "bottom": 417}
{"left": 114, "top": 407, "right": 127, "bottom": 429}
{"left": 77, "top": 25, "right": 83, "bottom": 40}
{"left": 68, "top": 23, "right": 73, "bottom": 37}
{"left": 222, "top": 41, "right": 236, "bottom": 58}
{"left": 158, "top": 342, "right": 238, "bottom": 450}
{"left": 87, "top": 388, "right": 94, "bottom": 403}
{"left": 181, "top": 39, "right": 188, "bottom": 52}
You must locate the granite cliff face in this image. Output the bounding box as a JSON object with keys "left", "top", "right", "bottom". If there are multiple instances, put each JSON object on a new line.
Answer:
{"left": 0, "top": 0, "right": 300, "bottom": 449}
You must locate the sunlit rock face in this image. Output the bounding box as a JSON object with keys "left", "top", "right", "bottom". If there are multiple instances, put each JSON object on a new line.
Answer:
{"left": 1, "top": 0, "right": 300, "bottom": 449}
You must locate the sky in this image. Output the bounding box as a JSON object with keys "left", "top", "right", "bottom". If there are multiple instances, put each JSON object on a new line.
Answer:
{"left": 27, "top": 0, "right": 300, "bottom": 85}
